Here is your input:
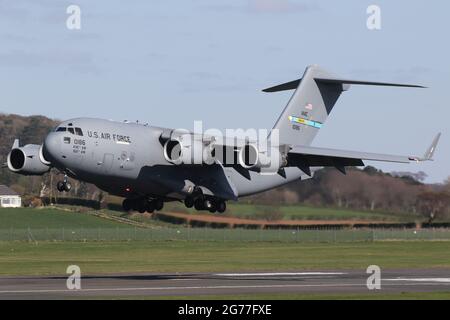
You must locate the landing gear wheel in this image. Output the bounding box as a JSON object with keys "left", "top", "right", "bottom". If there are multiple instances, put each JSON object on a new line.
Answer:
{"left": 154, "top": 199, "right": 164, "bottom": 211}
{"left": 184, "top": 197, "right": 194, "bottom": 208}
{"left": 146, "top": 201, "right": 155, "bottom": 213}
{"left": 63, "top": 181, "right": 71, "bottom": 192}
{"left": 131, "top": 200, "right": 138, "bottom": 211}
{"left": 122, "top": 199, "right": 132, "bottom": 212}
{"left": 56, "top": 181, "right": 71, "bottom": 192}
{"left": 131, "top": 198, "right": 145, "bottom": 213}
{"left": 194, "top": 198, "right": 204, "bottom": 211}
{"left": 138, "top": 205, "right": 146, "bottom": 214}
{"left": 56, "top": 181, "right": 65, "bottom": 192}
{"left": 203, "top": 199, "right": 214, "bottom": 211}
{"left": 217, "top": 201, "right": 226, "bottom": 213}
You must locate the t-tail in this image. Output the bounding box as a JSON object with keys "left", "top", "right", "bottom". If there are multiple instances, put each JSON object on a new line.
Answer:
{"left": 265, "top": 65, "right": 425, "bottom": 146}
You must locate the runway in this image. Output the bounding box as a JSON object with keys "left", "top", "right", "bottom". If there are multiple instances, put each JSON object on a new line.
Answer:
{"left": 0, "top": 269, "right": 449, "bottom": 299}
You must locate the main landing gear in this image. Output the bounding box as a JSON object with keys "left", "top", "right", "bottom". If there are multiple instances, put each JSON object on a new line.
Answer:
{"left": 184, "top": 195, "right": 226, "bottom": 213}
{"left": 56, "top": 175, "right": 71, "bottom": 192}
{"left": 122, "top": 197, "right": 164, "bottom": 213}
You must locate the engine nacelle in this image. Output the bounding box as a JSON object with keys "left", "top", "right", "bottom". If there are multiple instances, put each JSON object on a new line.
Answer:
{"left": 163, "top": 134, "right": 215, "bottom": 165}
{"left": 7, "top": 144, "right": 51, "bottom": 175}
{"left": 238, "top": 144, "right": 287, "bottom": 172}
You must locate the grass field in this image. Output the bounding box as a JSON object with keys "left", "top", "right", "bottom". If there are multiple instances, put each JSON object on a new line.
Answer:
{"left": 0, "top": 205, "right": 419, "bottom": 234}
{"left": 0, "top": 207, "right": 132, "bottom": 229}
{"left": 227, "top": 204, "right": 411, "bottom": 221}
{"left": 3, "top": 227, "right": 450, "bottom": 242}
{"left": 162, "top": 202, "right": 419, "bottom": 222}
{"left": 0, "top": 207, "right": 449, "bottom": 243}
{"left": 7, "top": 200, "right": 425, "bottom": 227}
{"left": 0, "top": 241, "right": 449, "bottom": 276}
{"left": 1, "top": 207, "right": 448, "bottom": 299}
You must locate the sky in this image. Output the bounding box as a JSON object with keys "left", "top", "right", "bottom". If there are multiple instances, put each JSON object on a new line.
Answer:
{"left": 0, "top": 0, "right": 448, "bottom": 183}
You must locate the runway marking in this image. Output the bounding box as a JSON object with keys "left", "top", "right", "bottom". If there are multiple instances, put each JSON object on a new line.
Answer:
{"left": 170, "top": 279, "right": 202, "bottom": 281}
{"left": 0, "top": 282, "right": 449, "bottom": 295}
{"left": 384, "top": 278, "right": 450, "bottom": 283}
{"left": 0, "top": 284, "right": 359, "bottom": 294}
{"left": 214, "top": 272, "right": 347, "bottom": 277}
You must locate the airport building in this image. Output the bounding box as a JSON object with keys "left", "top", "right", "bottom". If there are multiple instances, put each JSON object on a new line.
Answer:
{"left": 0, "top": 185, "right": 21, "bottom": 208}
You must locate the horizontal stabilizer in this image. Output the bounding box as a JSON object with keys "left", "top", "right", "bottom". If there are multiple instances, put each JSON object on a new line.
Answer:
{"left": 316, "top": 78, "right": 426, "bottom": 88}
{"left": 263, "top": 79, "right": 302, "bottom": 93}
{"left": 263, "top": 77, "right": 426, "bottom": 93}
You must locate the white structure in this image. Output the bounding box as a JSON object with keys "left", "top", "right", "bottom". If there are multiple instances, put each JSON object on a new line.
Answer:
{"left": 0, "top": 185, "right": 21, "bottom": 208}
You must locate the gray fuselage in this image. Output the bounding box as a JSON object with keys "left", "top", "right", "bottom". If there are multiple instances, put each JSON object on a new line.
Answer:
{"left": 43, "top": 118, "right": 309, "bottom": 201}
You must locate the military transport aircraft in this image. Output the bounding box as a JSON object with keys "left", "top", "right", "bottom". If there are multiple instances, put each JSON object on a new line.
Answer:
{"left": 4, "top": 65, "right": 440, "bottom": 213}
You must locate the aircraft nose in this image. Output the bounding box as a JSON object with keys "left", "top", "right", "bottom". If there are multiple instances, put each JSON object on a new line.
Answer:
{"left": 43, "top": 133, "right": 61, "bottom": 162}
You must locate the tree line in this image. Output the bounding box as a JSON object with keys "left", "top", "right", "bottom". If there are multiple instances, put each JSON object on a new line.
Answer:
{"left": 247, "top": 167, "right": 450, "bottom": 221}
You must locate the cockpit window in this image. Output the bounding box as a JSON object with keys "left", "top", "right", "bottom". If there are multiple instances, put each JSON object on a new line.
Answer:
{"left": 56, "top": 125, "right": 83, "bottom": 136}
{"left": 75, "top": 127, "right": 83, "bottom": 136}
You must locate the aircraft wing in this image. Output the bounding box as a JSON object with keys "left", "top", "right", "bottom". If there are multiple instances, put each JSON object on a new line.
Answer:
{"left": 159, "top": 128, "right": 441, "bottom": 178}
{"left": 287, "top": 133, "right": 441, "bottom": 175}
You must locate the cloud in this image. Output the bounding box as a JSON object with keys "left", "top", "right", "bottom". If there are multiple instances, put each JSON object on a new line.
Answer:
{"left": 0, "top": 0, "right": 78, "bottom": 26}
{"left": 189, "top": 71, "right": 222, "bottom": 80}
{"left": 0, "top": 49, "right": 101, "bottom": 74}
{"left": 0, "top": 33, "right": 36, "bottom": 43}
{"left": 394, "top": 66, "right": 432, "bottom": 76}
{"left": 178, "top": 70, "right": 258, "bottom": 93}
{"left": 248, "top": 0, "right": 319, "bottom": 14}
{"left": 350, "top": 66, "right": 434, "bottom": 81}
{"left": 146, "top": 52, "right": 169, "bottom": 60}
{"left": 0, "top": 1, "right": 31, "bottom": 21}
{"left": 62, "top": 32, "right": 103, "bottom": 42}
{"left": 204, "top": 0, "right": 320, "bottom": 15}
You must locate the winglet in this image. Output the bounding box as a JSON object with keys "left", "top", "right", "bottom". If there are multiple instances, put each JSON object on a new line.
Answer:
{"left": 423, "top": 132, "right": 441, "bottom": 160}
{"left": 409, "top": 133, "right": 441, "bottom": 162}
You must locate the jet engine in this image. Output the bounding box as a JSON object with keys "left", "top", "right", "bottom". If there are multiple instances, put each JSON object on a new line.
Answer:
{"left": 7, "top": 144, "right": 51, "bottom": 175}
{"left": 163, "top": 134, "right": 215, "bottom": 165}
{"left": 238, "top": 144, "right": 287, "bottom": 172}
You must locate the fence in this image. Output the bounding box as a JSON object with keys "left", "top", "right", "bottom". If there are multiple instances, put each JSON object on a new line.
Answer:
{"left": 1, "top": 227, "right": 450, "bottom": 243}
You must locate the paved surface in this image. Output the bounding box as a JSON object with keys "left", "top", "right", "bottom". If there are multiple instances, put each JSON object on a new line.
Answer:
{"left": 0, "top": 269, "right": 449, "bottom": 299}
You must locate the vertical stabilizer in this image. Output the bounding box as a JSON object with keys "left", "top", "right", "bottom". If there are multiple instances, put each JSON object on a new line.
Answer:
{"left": 268, "top": 65, "right": 347, "bottom": 146}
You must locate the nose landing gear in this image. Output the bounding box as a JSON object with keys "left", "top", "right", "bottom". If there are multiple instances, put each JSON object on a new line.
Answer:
{"left": 56, "top": 175, "right": 71, "bottom": 192}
